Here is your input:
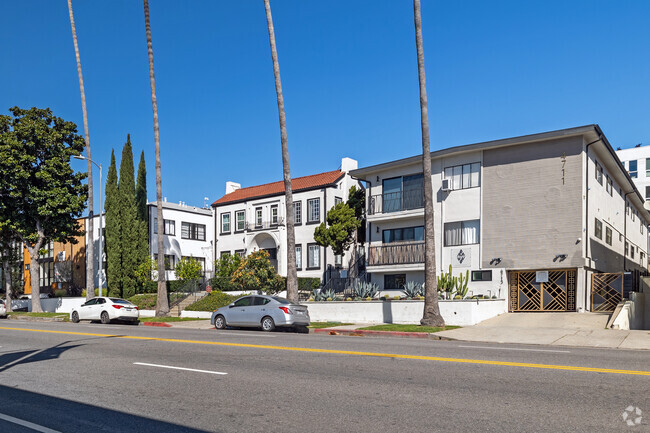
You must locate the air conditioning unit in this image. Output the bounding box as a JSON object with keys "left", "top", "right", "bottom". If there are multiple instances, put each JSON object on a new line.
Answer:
{"left": 441, "top": 178, "right": 451, "bottom": 191}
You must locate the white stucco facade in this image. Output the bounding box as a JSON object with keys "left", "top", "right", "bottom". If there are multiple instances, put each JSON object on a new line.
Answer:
{"left": 213, "top": 158, "right": 360, "bottom": 281}
{"left": 147, "top": 201, "right": 214, "bottom": 281}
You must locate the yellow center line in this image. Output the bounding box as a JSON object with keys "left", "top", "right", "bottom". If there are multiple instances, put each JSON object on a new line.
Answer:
{"left": 1, "top": 326, "right": 648, "bottom": 377}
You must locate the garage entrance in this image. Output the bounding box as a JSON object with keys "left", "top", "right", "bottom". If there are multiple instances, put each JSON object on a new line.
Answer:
{"left": 508, "top": 269, "right": 576, "bottom": 312}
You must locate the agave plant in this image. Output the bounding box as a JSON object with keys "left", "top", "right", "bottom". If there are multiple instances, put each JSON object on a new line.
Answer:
{"left": 313, "top": 289, "right": 326, "bottom": 302}
{"left": 402, "top": 281, "right": 424, "bottom": 298}
{"left": 352, "top": 281, "right": 379, "bottom": 299}
{"left": 321, "top": 288, "right": 337, "bottom": 301}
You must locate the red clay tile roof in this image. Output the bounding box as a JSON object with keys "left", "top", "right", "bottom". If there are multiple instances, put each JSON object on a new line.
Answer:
{"left": 212, "top": 170, "right": 344, "bottom": 206}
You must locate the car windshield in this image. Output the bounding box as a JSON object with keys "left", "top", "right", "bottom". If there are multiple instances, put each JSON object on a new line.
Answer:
{"left": 110, "top": 298, "right": 134, "bottom": 306}
{"left": 271, "top": 296, "right": 291, "bottom": 305}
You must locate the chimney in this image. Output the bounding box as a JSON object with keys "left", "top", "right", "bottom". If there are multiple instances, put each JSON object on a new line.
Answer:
{"left": 226, "top": 181, "right": 241, "bottom": 195}
{"left": 340, "top": 157, "right": 358, "bottom": 172}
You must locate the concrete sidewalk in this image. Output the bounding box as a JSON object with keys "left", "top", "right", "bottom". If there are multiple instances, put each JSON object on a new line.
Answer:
{"left": 434, "top": 313, "right": 650, "bottom": 350}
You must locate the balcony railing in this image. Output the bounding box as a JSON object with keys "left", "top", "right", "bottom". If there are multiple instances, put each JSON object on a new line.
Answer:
{"left": 246, "top": 217, "right": 284, "bottom": 231}
{"left": 368, "top": 189, "right": 424, "bottom": 215}
{"left": 368, "top": 242, "right": 425, "bottom": 266}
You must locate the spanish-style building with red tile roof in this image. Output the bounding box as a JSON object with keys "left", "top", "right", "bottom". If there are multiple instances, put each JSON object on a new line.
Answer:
{"left": 212, "top": 157, "right": 361, "bottom": 281}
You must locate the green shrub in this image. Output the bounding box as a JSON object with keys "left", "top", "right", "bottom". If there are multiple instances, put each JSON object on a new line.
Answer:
{"left": 185, "top": 291, "right": 240, "bottom": 312}
{"left": 128, "top": 294, "right": 157, "bottom": 309}
{"left": 54, "top": 289, "right": 67, "bottom": 298}
{"left": 210, "top": 275, "right": 240, "bottom": 291}
{"left": 81, "top": 288, "right": 111, "bottom": 297}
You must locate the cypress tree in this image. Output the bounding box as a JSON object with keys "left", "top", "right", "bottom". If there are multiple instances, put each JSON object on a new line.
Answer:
{"left": 118, "top": 135, "right": 138, "bottom": 298}
{"left": 135, "top": 151, "right": 149, "bottom": 269}
{"left": 104, "top": 150, "right": 121, "bottom": 297}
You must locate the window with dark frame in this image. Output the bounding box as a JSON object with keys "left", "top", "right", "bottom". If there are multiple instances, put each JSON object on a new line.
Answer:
{"left": 443, "top": 163, "right": 480, "bottom": 190}
{"left": 471, "top": 270, "right": 492, "bottom": 282}
{"left": 594, "top": 218, "right": 602, "bottom": 239}
{"left": 307, "top": 198, "right": 320, "bottom": 223}
{"left": 294, "top": 201, "right": 302, "bottom": 225}
{"left": 307, "top": 243, "right": 320, "bottom": 268}
{"left": 154, "top": 218, "right": 175, "bottom": 235}
{"left": 629, "top": 160, "right": 638, "bottom": 178}
{"left": 444, "top": 220, "right": 480, "bottom": 246}
{"left": 384, "top": 274, "right": 406, "bottom": 290}
{"left": 235, "top": 210, "right": 245, "bottom": 232}
{"left": 221, "top": 213, "right": 230, "bottom": 233}
{"left": 271, "top": 205, "right": 278, "bottom": 225}
{"left": 235, "top": 249, "right": 246, "bottom": 258}
{"left": 606, "top": 175, "right": 612, "bottom": 195}
{"left": 295, "top": 244, "right": 302, "bottom": 270}
{"left": 334, "top": 197, "right": 342, "bottom": 205}
{"left": 605, "top": 226, "right": 612, "bottom": 246}
{"left": 256, "top": 207, "right": 262, "bottom": 227}
{"left": 595, "top": 161, "right": 603, "bottom": 184}
{"left": 382, "top": 226, "right": 424, "bottom": 243}
{"left": 181, "top": 222, "right": 206, "bottom": 241}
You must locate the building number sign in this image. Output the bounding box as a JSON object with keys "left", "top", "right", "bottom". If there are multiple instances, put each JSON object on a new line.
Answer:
{"left": 561, "top": 153, "right": 566, "bottom": 185}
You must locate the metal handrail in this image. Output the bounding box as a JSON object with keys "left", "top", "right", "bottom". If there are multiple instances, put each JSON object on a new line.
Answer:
{"left": 368, "top": 189, "right": 424, "bottom": 215}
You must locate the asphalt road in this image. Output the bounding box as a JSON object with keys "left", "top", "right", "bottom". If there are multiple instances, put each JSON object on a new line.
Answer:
{"left": 0, "top": 321, "right": 648, "bottom": 433}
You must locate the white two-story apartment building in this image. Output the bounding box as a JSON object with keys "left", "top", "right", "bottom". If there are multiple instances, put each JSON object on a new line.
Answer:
{"left": 212, "top": 158, "right": 359, "bottom": 281}
{"left": 148, "top": 201, "right": 214, "bottom": 281}
{"left": 351, "top": 125, "right": 650, "bottom": 312}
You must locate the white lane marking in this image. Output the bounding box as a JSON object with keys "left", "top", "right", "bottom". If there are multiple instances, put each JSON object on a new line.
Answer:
{"left": 134, "top": 362, "right": 227, "bottom": 375}
{"left": 0, "top": 412, "right": 62, "bottom": 433}
{"left": 457, "top": 345, "right": 570, "bottom": 353}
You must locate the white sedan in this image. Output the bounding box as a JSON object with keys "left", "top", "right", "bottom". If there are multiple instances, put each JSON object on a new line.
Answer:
{"left": 70, "top": 297, "right": 139, "bottom": 324}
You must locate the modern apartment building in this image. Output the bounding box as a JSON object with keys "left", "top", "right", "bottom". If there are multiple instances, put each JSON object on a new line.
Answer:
{"left": 351, "top": 125, "right": 650, "bottom": 312}
{"left": 147, "top": 201, "right": 214, "bottom": 281}
{"left": 616, "top": 145, "right": 650, "bottom": 202}
{"left": 212, "top": 158, "right": 360, "bottom": 280}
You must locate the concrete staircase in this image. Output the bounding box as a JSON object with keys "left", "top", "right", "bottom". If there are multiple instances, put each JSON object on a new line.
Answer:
{"left": 170, "top": 291, "right": 209, "bottom": 317}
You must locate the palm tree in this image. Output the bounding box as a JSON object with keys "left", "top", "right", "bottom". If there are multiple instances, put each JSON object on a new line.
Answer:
{"left": 264, "top": 0, "right": 298, "bottom": 303}
{"left": 143, "top": 0, "right": 169, "bottom": 316}
{"left": 67, "top": 0, "right": 95, "bottom": 301}
{"left": 413, "top": 0, "right": 444, "bottom": 327}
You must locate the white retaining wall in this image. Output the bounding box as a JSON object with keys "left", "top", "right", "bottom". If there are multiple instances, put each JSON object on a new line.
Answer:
{"left": 304, "top": 299, "right": 507, "bottom": 326}
{"left": 181, "top": 311, "right": 212, "bottom": 319}
{"left": 12, "top": 297, "right": 86, "bottom": 313}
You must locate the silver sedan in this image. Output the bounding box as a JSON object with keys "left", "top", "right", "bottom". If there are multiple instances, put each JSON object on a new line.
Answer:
{"left": 211, "top": 295, "right": 310, "bottom": 332}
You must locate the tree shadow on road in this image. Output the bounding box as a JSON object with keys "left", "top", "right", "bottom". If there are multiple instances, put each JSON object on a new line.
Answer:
{"left": 0, "top": 385, "right": 216, "bottom": 432}
{"left": 0, "top": 341, "right": 85, "bottom": 373}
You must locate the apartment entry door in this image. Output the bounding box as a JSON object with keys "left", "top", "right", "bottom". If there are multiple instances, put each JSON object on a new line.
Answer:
{"left": 508, "top": 269, "right": 576, "bottom": 312}
{"left": 262, "top": 248, "right": 278, "bottom": 271}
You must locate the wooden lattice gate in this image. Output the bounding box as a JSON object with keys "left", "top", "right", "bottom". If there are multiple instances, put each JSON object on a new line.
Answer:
{"left": 508, "top": 269, "right": 576, "bottom": 312}
{"left": 591, "top": 273, "right": 623, "bottom": 312}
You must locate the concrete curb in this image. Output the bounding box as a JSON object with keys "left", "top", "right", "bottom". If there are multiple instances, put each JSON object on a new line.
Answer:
{"left": 6, "top": 315, "right": 66, "bottom": 322}
{"left": 314, "top": 328, "right": 432, "bottom": 339}
{"left": 142, "top": 322, "right": 172, "bottom": 327}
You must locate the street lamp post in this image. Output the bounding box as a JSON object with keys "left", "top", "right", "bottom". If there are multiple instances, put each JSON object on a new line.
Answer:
{"left": 74, "top": 155, "right": 103, "bottom": 297}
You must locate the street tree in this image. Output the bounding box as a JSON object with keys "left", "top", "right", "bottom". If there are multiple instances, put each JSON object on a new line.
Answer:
{"left": 104, "top": 150, "right": 120, "bottom": 296}
{"left": 264, "top": 0, "right": 298, "bottom": 303}
{"left": 175, "top": 257, "right": 203, "bottom": 292}
{"left": 1, "top": 107, "right": 87, "bottom": 312}
{"left": 135, "top": 150, "right": 148, "bottom": 267}
{"left": 118, "top": 136, "right": 138, "bottom": 298}
{"left": 313, "top": 203, "right": 361, "bottom": 257}
{"left": 231, "top": 250, "right": 284, "bottom": 295}
{"left": 413, "top": 0, "right": 444, "bottom": 327}
{"left": 67, "top": 0, "right": 95, "bottom": 301}
{"left": 144, "top": 0, "right": 170, "bottom": 316}
{"left": 346, "top": 185, "right": 366, "bottom": 245}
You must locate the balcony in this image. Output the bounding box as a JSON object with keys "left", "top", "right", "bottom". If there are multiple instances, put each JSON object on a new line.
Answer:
{"left": 367, "top": 242, "right": 425, "bottom": 266}
{"left": 368, "top": 189, "right": 424, "bottom": 215}
{"left": 246, "top": 217, "right": 284, "bottom": 231}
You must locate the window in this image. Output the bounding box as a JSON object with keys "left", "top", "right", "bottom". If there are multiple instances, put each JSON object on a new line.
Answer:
{"left": 154, "top": 218, "right": 175, "bottom": 235}
{"left": 646, "top": 186, "right": 650, "bottom": 201}
{"left": 307, "top": 198, "right": 320, "bottom": 223}
{"left": 444, "top": 220, "right": 480, "bottom": 246}
{"left": 256, "top": 207, "right": 263, "bottom": 227}
{"left": 334, "top": 197, "right": 343, "bottom": 205}
{"left": 641, "top": 252, "right": 646, "bottom": 263}
{"left": 307, "top": 244, "right": 320, "bottom": 268}
{"left": 632, "top": 210, "right": 636, "bottom": 222}
{"left": 382, "top": 226, "right": 424, "bottom": 243}
{"left": 235, "top": 249, "right": 246, "bottom": 258}
{"left": 182, "top": 256, "right": 205, "bottom": 271}
{"left": 605, "top": 226, "right": 612, "bottom": 246}
{"left": 221, "top": 213, "right": 231, "bottom": 234}
{"left": 235, "top": 211, "right": 245, "bottom": 232}
{"left": 233, "top": 297, "right": 252, "bottom": 307}
{"left": 382, "top": 174, "right": 424, "bottom": 212}
{"left": 384, "top": 274, "right": 406, "bottom": 290}
{"left": 594, "top": 219, "right": 602, "bottom": 239}
{"left": 471, "top": 270, "right": 492, "bottom": 282}
{"left": 39, "top": 260, "right": 54, "bottom": 289}
{"left": 595, "top": 161, "right": 603, "bottom": 184}
{"left": 154, "top": 254, "right": 175, "bottom": 270}
{"left": 293, "top": 201, "right": 302, "bottom": 225}
{"left": 181, "top": 222, "right": 206, "bottom": 241}
{"left": 220, "top": 251, "right": 230, "bottom": 258}
{"left": 625, "top": 241, "right": 629, "bottom": 256}
{"left": 631, "top": 246, "right": 635, "bottom": 259}
{"left": 443, "top": 163, "right": 480, "bottom": 190}
{"left": 606, "top": 176, "right": 612, "bottom": 195}
{"left": 641, "top": 220, "right": 645, "bottom": 235}
{"left": 646, "top": 158, "right": 650, "bottom": 176}
{"left": 271, "top": 205, "right": 278, "bottom": 225}
{"left": 629, "top": 160, "right": 638, "bottom": 178}
{"left": 295, "top": 245, "right": 302, "bottom": 270}
{"left": 253, "top": 296, "right": 271, "bottom": 306}
{"left": 334, "top": 254, "right": 342, "bottom": 267}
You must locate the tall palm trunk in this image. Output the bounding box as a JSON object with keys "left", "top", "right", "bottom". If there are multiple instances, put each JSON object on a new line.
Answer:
{"left": 413, "top": 0, "right": 444, "bottom": 327}
{"left": 67, "top": 0, "right": 94, "bottom": 300}
{"left": 264, "top": 0, "right": 297, "bottom": 303}
{"left": 144, "top": 0, "right": 169, "bottom": 316}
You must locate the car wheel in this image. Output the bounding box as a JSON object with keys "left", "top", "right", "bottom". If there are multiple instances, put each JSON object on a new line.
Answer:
{"left": 261, "top": 316, "right": 275, "bottom": 332}
{"left": 100, "top": 311, "right": 110, "bottom": 324}
{"left": 214, "top": 315, "right": 226, "bottom": 330}
{"left": 71, "top": 311, "right": 80, "bottom": 323}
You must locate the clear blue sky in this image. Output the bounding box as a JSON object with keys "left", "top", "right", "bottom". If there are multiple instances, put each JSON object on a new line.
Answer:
{"left": 2, "top": 1, "right": 650, "bottom": 213}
